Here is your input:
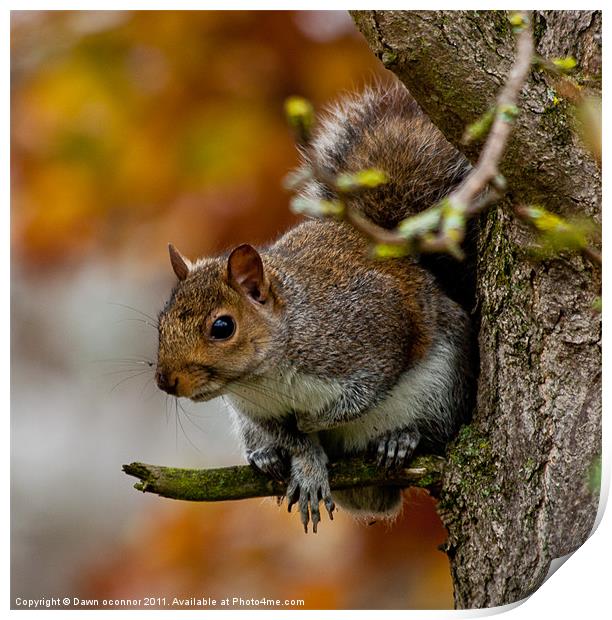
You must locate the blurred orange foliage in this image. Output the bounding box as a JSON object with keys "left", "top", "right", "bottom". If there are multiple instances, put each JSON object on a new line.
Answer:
{"left": 81, "top": 489, "right": 452, "bottom": 609}
{"left": 11, "top": 10, "right": 389, "bottom": 271}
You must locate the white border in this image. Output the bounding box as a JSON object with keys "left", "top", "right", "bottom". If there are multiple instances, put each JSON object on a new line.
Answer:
{"left": 6, "top": 2, "right": 608, "bottom": 618}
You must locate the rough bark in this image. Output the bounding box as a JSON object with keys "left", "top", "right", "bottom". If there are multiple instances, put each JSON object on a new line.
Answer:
{"left": 351, "top": 10, "right": 601, "bottom": 609}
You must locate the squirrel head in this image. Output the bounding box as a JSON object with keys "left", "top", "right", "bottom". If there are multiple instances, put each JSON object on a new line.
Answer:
{"left": 156, "top": 243, "right": 284, "bottom": 401}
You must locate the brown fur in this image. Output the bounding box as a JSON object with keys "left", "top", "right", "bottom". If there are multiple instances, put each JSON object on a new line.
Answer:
{"left": 155, "top": 83, "right": 474, "bottom": 526}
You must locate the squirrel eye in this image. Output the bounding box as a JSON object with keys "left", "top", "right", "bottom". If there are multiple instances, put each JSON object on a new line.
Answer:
{"left": 210, "top": 315, "right": 235, "bottom": 340}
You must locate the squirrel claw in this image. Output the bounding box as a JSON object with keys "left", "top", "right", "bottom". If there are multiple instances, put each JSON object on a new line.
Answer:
{"left": 375, "top": 427, "right": 421, "bottom": 472}
{"left": 286, "top": 480, "right": 299, "bottom": 513}
{"left": 312, "top": 514, "right": 319, "bottom": 534}
{"left": 299, "top": 493, "right": 311, "bottom": 533}
{"left": 286, "top": 451, "right": 333, "bottom": 533}
{"left": 325, "top": 497, "right": 335, "bottom": 520}
{"left": 310, "top": 497, "right": 321, "bottom": 533}
{"left": 291, "top": 485, "right": 332, "bottom": 534}
{"left": 286, "top": 476, "right": 299, "bottom": 513}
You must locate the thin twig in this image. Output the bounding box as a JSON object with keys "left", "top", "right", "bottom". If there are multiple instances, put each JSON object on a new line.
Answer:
{"left": 448, "top": 15, "right": 533, "bottom": 205}
{"left": 316, "top": 12, "right": 534, "bottom": 257}
{"left": 411, "top": 11, "right": 534, "bottom": 255}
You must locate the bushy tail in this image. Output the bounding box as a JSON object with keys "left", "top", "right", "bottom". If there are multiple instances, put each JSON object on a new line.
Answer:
{"left": 332, "top": 486, "right": 402, "bottom": 520}
{"left": 300, "top": 82, "right": 471, "bottom": 229}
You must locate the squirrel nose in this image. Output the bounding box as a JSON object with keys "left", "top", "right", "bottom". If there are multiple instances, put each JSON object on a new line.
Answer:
{"left": 156, "top": 369, "right": 179, "bottom": 395}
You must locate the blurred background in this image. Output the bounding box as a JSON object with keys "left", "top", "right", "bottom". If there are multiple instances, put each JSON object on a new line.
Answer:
{"left": 11, "top": 10, "right": 453, "bottom": 609}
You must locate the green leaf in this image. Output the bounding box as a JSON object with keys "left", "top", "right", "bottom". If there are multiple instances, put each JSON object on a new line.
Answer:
{"left": 518, "top": 205, "right": 596, "bottom": 256}
{"left": 284, "top": 96, "right": 315, "bottom": 142}
{"left": 508, "top": 12, "right": 528, "bottom": 32}
{"left": 463, "top": 106, "right": 496, "bottom": 143}
{"left": 372, "top": 243, "right": 410, "bottom": 259}
{"left": 290, "top": 196, "right": 344, "bottom": 218}
{"left": 336, "top": 168, "right": 388, "bottom": 192}
{"left": 498, "top": 104, "right": 519, "bottom": 123}
{"left": 552, "top": 56, "right": 577, "bottom": 73}
{"left": 440, "top": 198, "right": 466, "bottom": 230}
{"left": 397, "top": 206, "right": 442, "bottom": 239}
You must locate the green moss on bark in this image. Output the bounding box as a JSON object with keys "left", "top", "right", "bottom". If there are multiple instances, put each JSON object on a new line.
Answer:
{"left": 440, "top": 425, "right": 500, "bottom": 512}
{"left": 123, "top": 455, "right": 446, "bottom": 503}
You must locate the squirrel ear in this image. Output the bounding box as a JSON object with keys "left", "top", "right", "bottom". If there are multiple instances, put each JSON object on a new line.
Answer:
{"left": 227, "top": 244, "right": 269, "bottom": 303}
{"left": 168, "top": 243, "right": 191, "bottom": 281}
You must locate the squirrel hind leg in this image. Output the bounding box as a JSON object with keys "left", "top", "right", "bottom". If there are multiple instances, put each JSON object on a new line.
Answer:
{"left": 332, "top": 487, "right": 402, "bottom": 521}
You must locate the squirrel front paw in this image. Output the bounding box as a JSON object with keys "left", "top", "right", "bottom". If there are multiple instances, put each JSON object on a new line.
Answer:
{"left": 375, "top": 426, "right": 421, "bottom": 472}
{"left": 286, "top": 453, "right": 335, "bottom": 533}
{"left": 246, "top": 447, "right": 288, "bottom": 482}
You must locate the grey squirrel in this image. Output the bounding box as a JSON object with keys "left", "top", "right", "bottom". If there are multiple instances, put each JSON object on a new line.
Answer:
{"left": 155, "top": 84, "right": 474, "bottom": 532}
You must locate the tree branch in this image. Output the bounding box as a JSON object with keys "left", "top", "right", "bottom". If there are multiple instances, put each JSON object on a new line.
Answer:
{"left": 287, "top": 13, "right": 539, "bottom": 263}
{"left": 341, "top": 12, "right": 534, "bottom": 260}
{"left": 123, "top": 455, "right": 445, "bottom": 502}
{"left": 350, "top": 10, "right": 601, "bottom": 220}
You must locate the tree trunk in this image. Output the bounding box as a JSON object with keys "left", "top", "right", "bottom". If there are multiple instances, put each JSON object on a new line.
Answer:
{"left": 350, "top": 10, "right": 602, "bottom": 609}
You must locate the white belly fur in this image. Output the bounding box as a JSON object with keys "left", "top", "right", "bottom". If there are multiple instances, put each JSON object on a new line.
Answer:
{"left": 226, "top": 367, "right": 344, "bottom": 421}
{"left": 227, "top": 338, "right": 459, "bottom": 453}
{"left": 322, "top": 340, "right": 460, "bottom": 453}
